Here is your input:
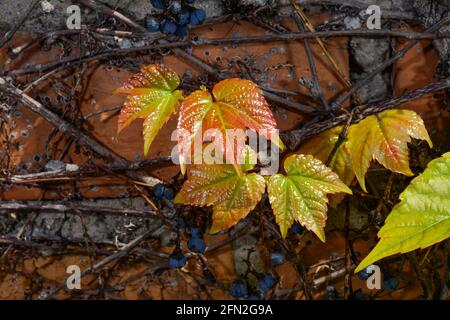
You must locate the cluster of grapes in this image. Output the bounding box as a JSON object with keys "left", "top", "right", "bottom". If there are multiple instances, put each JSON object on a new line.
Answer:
{"left": 146, "top": 0, "right": 206, "bottom": 37}
{"left": 226, "top": 222, "right": 307, "bottom": 299}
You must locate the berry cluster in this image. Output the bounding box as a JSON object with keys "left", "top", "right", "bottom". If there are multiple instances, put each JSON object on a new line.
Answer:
{"left": 146, "top": 0, "right": 206, "bottom": 36}
{"left": 167, "top": 228, "right": 206, "bottom": 270}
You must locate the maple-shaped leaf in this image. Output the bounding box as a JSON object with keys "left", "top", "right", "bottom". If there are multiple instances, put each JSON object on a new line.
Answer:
{"left": 267, "top": 154, "right": 352, "bottom": 241}
{"left": 115, "top": 64, "right": 183, "bottom": 155}
{"left": 174, "top": 147, "right": 265, "bottom": 233}
{"left": 177, "top": 78, "right": 283, "bottom": 174}
{"left": 347, "top": 109, "right": 432, "bottom": 192}
{"left": 298, "top": 127, "right": 354, "bottom": 206}
{"left": 299, "top": 126, "right": 354, "bottom": 186}
{"left": 355, "top": 152, "right": 450, "bottom": 273}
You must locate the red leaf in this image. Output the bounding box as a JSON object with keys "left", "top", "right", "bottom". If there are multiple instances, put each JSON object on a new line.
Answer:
{"left": 177, "top": 78, "right": 283, "bottom": 174}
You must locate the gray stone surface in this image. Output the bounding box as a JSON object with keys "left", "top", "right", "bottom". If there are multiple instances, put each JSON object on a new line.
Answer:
{"left": 3, "top": 198, "right": 176, "bottom": 245}
{"left": 413, "top": 0, "right": 450, "bottom": 60}
{"left": 232, "top": 222, "right": 265, "bottom": 288}
{"left": 349, "top": 36, "right": 391, "bottom": 103}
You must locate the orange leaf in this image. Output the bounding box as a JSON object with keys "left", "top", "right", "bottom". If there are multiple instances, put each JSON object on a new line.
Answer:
{"left": 174, "top": 147, "right": 265, "bottom": 233}
{"left": 177, "top": 79, "right": 283, "bottom": 174}
{"left": 347, "top": 109, "right": 432, "bottom": 192}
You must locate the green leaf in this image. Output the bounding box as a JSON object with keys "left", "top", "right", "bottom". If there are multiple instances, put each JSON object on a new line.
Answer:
{"left": 115, "top": 64, "right": 183, "bottom": 155}
{"left": 174, "top": 147, "right": 265, "bottom": 233}
{"left": 267, "top": 154, "right": 352, "bottom": 241}
{"left": 347, "top": 109, "right": 432, "bottom": 192}
{"left": 355, "top": 152, "right": 450, "bottom": 273}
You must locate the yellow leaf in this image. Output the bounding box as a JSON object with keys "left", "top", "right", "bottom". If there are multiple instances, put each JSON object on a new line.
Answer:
{"left": 347, "top": 109, "right": 432, "bottom": 192}
{"left": 299, "top": 126, "right": 354, "bottom": 186}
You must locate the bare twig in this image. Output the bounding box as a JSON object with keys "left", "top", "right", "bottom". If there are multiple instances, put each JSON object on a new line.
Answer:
{"left": 312, "top": 266, "right": 355, "bottom": 289}
{"left": 0, "top": 237, "right": 115, "bottom": 256}
{"left": 0, "top": 157, "right": 172, "bottom": 185}
{"left": 0, "top": 77, "right": 163, "bottom": 187}
{"left": 291, "top": 0, "right": 329, "bottom": 110}
{"left": 6, "top": 29, "right": 446, "bottom": 77}
{"left": 290, "top": 0, "right": 363, "bottom": 105}
{"left": 0, "top": 200, "right": 156, "bottom": 218}
{"left": 40, "top": 221, "right": 164, "bottom": 299}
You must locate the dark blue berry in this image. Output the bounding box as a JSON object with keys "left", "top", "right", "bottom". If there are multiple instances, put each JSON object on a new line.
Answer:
{"left": 169, "top": 1, "right": 182, "bottom": 14}
{"left": 149, "top": 0, "right": 167, "bottom": 10}
{"left": 187, "top": 237, "right": 206, "bottom": 253}
{"left": 258, "top": 274, "right": 276, "bottom": 292}
{"left": 185, "top": 0, "right": 195, "bottom": 4}
{"left": 357, "top": 270, "right": 370, "bottom": 281}
{"left": 270, "top": 252, "right": 285, "bottom": 266}
{"left": 175, "top": 25, "right": 188, "bottom": 37}
{"left": 357, "top": 264, "right": 376, "bottom": 281}
{"left": 168, "top": 250, "right": 186, "bottom": 268}
{"left": 190, "top": 228, "right": 201, "bottom": 238}
{"left": 189, "top": 8, "right": 206, "bottom": 26}
{"left": 291, "top": 221, "right": 304, "bottom": 234}
{"left": 160, "top": 19, "right": 177, "bottom": 34}
{"left": 177, "top": 11, "right": 190, "bottom": 25}
{"left": 229, "top": 281, "right": 248, "bottom": 298}
{"left": 145, "top": 17, "right": 160, "bottom": 32}
{"left": 383, "top": 276, "right": 399, "bottom": 292}
{"left": 325, "top": 285, "right": 338, "bottom": 300}
{"left": 153, "top": 184, "right": 165, "bottom": 199}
